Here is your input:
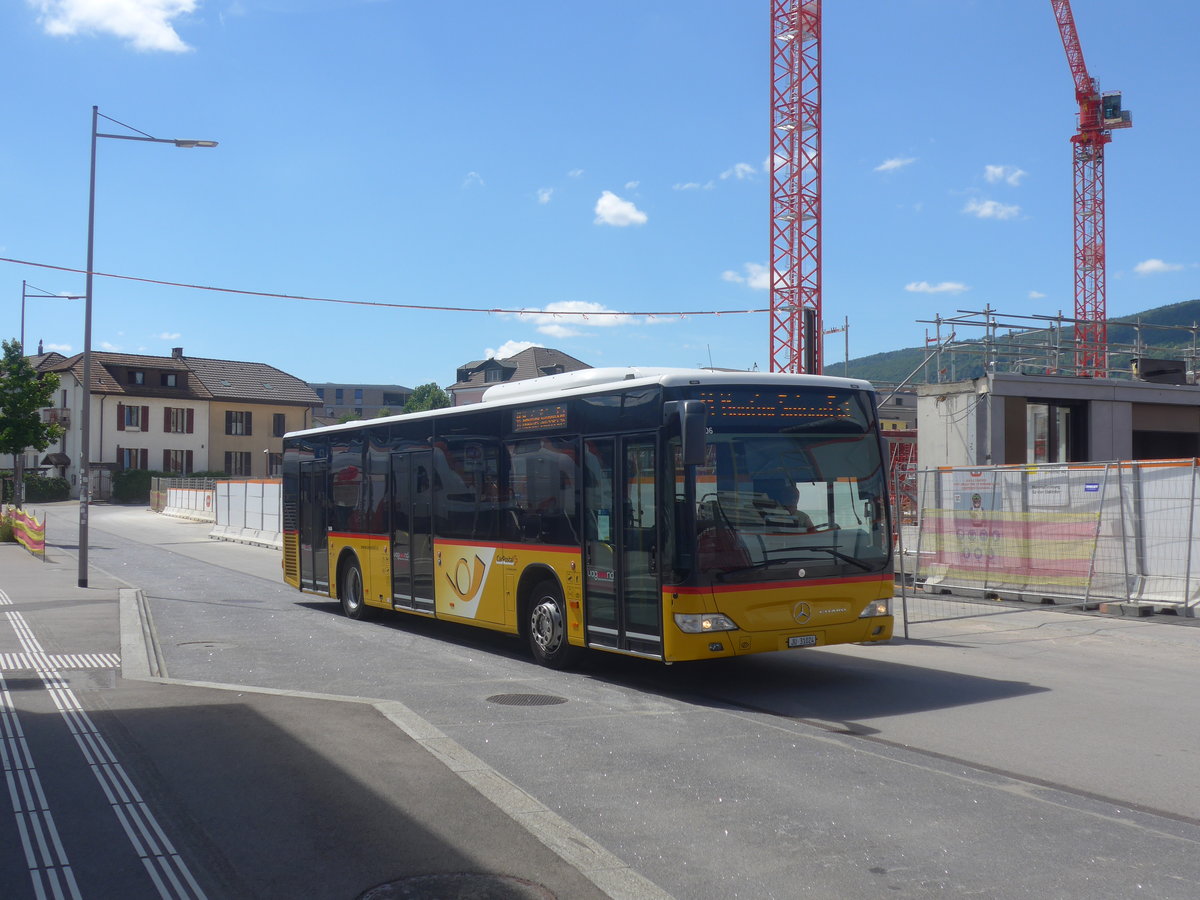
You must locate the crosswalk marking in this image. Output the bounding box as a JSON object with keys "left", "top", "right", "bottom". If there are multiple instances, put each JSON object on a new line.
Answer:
{"left": 0, "top": 653, "right": 121, "bottom": 671}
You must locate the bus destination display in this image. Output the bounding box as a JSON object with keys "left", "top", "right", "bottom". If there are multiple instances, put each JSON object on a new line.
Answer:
{"left": 513, "top": 404, "right": 569, "bottom": 433}
{"left": 698, "top": 390, "right": 855, "bottom": 421}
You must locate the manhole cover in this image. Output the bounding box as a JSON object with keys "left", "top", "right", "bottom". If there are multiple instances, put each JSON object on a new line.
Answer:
{"left": 359, "top": 873, "right": 555, "bottom": 899}
{"left": 485, "top": 693, "right": 568, "bottom": 707}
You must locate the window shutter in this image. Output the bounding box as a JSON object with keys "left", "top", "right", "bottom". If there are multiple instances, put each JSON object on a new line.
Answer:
{"left": 225, "top": 410, "right": 233, "bottom": 434}
{"left": 163, "top": 449, "right": 170, "bottom": 471}
{"left": 117, "top": 403, "right": 125, "bottom": 431}
{"left": 186, "top": 408, "right": 194, "bottom": 434}
{"left": 164, "top": 408, "right": 171, "bottom": 432}
{"left": 117, "top": 446, "right": 123, "bottom": 470}
{"left": 245, "top": 411, "right": 253, "bottom": 436}
{"left": 224, "top": 451, "right": 231, "bottom": 474}
{"left": 185, "top": 450, "right": 193, "bottom": 474}
{"left": 140, "top": 448, "right": 149, "bottom": 470}
{"left": 142, "top": 406, "right": 150, "bottom": 432}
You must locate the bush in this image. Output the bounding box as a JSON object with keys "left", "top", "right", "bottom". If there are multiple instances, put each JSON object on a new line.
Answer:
{"left": 23, "top": 474, "right": 71, "bottom": 502}
{"left": 113, "top": 469, "right": 161, "bottom": 504}
{"left": 0, "top": 517, "right": 12, "bottom": 542}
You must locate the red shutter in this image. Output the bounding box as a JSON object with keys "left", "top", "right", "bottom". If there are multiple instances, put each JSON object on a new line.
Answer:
{"left": 142, "top": 406, "right": 150, "bottom": 432}
{"left": 185, "top": 450, "right": 193, "bottom": 474}
{"left": 117, "top": 403, "right": 125, "bottom": 431}
{"left": 186, "top": 408, "right": 194, "bottom": 434}
{"left": 140, "top": 448, "right": 149, "bottom": 469}
{"left": 163, "top": 408, "right": 171, "bottom": 432}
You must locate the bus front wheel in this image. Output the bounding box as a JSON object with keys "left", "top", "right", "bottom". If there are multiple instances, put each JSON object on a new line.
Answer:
{"left": 527, "top": 580, "right": 581, "bottom": 670}
{"left": 339, "top": 558, "right": 371, "bottom": 620}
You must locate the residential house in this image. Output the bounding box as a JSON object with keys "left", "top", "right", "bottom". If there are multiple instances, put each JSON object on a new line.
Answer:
{"left": 447, "top": 348, "right": 591, "bottom": 406}
{"left": 33, "top": 347, "right": 319, "bottom": 497}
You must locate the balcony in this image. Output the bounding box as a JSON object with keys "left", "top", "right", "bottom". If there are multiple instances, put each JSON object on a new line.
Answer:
{"left": 41, "top": 408, "right": 70, "bottom": 428}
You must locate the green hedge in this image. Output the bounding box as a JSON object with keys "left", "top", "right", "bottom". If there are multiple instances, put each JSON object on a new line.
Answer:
{"left": 0, "top": 473, "right": 71, "bottom": 503}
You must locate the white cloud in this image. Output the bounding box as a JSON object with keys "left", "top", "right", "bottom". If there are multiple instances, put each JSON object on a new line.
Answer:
{"left": 99, "top": 340, "right": 122, "bottom": 351}
{"left": 1134, "top": 258, "right": 1185, "bottom": 275}
{"left": 462, "top": 171, "right": 485, "bottom": 189}
{"left": 594, "top": 191, "right": 647, "bottom": 226}
{"left": 964, "top": 198, "right": 1020, "bottom": 220}
{"left": 536, "top": 187, "right": 553, "bottom": 204}
{"left": 720, "top": 162, "right": 757, "bottom": 181}
{"left": 157, "top": 331, "right": 181, "bottom": 340}
{"left": 509, "top": 300, "right": 648, "bottom": 337}
{"left": 673, "top": 181, "right": 714, "bottom": 191}
{"left": 985, "top": 164, "right": 1027, "bottom": 186}
{"left": 875, "top": 157, "right": 916, "bottom": 173}
{"left": 624, "top": 180, "right": 639, "bottom": 190}
{"left": 44, "top": 342, "right": 72, "bottom": 353}
{"left": 1028, "top": 290, "right": 1046, "bottom": 299}
{"left": 30, "top": 0, "right": 197, "bottom": 53}
{"left": 721, "top": 262, "right": 769, "bottom": 291}
{"left": 905, "top": 281, "right": 969, "bottom": 295}
{"left": 567, "top": 168, "right": 584, "bottom": 178}
{"left": 485, "top": 340, "right": 542, "bottom": 360}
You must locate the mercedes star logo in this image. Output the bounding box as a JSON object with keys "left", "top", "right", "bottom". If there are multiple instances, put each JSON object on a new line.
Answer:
{"left": 792, "top": 601, "right": 812, "bottom": 625}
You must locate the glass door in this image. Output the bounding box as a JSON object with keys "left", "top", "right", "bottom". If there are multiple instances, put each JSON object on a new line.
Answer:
{"left": 391, "top": 450, "right": 435, "bottom": 612}
{"left": 299, "top": 460, "right": 329, "bottom": 592}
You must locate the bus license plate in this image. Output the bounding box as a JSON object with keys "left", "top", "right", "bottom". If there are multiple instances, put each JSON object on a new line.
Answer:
{"left": 788, "top": 635, "right": 817, "bottom": 648}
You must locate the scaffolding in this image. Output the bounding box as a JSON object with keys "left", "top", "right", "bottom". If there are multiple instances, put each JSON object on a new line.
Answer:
{"left": 916, "top": 306, "right": 1200, "bottom": 383}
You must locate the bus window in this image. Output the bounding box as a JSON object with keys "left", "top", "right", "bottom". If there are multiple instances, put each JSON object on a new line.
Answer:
{"left": 505, "top": 436, "right": 580, "bottom": 545}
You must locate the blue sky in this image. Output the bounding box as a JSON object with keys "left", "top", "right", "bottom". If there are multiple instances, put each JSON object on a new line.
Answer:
{"left": 2, "top": 1, "right": 1197, "bottom": 388}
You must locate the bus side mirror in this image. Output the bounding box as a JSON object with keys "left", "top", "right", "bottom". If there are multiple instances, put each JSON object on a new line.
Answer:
{"left": 665, "top": 400, "right": 707, "bottom": 466}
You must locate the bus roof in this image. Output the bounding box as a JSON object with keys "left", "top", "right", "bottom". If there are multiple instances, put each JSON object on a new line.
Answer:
{"left": 284, "top": 367, "right": 876, "bottom": 439}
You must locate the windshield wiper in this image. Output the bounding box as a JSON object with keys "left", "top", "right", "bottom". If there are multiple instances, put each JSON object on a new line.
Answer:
{"left": 713, "top": 548, "right": 873, "bottom": 581}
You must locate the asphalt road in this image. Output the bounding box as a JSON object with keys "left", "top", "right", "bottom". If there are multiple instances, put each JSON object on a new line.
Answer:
{"left": 14, "top": 502, "right": 1200, "bottom": 899}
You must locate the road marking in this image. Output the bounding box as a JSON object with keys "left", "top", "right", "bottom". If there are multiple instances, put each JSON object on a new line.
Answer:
{"left": 0, "top": 653, "right": 121, "bottom": 671}
{"left": 3, "top": 609, "right": 207, "bottom": 900}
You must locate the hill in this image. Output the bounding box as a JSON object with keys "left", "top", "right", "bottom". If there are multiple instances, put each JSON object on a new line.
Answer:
{"left": 841, "top": 297, "right": 1200, "bottom": 386}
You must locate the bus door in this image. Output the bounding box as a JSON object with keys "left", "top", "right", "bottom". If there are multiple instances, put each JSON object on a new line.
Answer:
{"left": 583, "top": 435, "right": 662, "bottom": 657}
{"left": 391, "top": 450, "right": 436, "bottom": 612}
{"left": 299, "top": 459, "right": 329, "bottom": 593}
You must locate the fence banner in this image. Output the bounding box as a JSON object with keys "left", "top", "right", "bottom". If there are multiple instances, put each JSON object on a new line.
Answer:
{"left": 4, "top": 505, "right": 46, "bottom": 560}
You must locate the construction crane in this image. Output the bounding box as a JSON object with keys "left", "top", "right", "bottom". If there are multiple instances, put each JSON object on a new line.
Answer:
{"left": 769, "top": 0, "right": 821, "bottom": 374}
{"left": 1050, "top": 0, "right": 1132, "bottom": 377}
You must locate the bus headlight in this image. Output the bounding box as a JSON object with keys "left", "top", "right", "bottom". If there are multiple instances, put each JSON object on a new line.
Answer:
{"left": 675, "top": 613, "right": 739, "bottom": 633}
{"left": 858, "top": 599, "right": 891, "bottom": 618}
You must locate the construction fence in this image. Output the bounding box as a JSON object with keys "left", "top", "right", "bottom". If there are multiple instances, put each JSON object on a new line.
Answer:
{"left": 897, "top": 459, "right": 1200, "bottom": 629}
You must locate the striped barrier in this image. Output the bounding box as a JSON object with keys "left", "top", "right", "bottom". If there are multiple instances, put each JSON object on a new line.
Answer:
{"left": 3, "top": 506, "right": 46, "bottom": 560}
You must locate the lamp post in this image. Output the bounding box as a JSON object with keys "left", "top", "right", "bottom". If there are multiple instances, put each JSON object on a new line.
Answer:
{"left": 79, "top": 106, "right": 217, "bottom": 588}
{"left": 20, "top": 281, "right": 85, "bottom": 352}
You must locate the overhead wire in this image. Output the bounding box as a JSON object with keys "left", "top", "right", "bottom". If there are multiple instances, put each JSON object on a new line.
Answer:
{"left": 1, "top": 256, "right": 769, "bottom": 319}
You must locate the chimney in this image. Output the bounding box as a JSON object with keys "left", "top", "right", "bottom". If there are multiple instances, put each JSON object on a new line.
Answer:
{"left": 172, "top": 347, "right": 184, "bottom": 358}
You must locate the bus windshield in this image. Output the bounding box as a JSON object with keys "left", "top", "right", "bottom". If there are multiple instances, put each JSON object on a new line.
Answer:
{"left": 679, "top": 387, "right": 890, "bottom": 583}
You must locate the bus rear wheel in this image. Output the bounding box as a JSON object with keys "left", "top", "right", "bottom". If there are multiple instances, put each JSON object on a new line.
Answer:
{"left": 527, "top": 580, "right": 581, "bottom": 670}
{"left": 339, "top": 558, "right": 371, "bottom": 620}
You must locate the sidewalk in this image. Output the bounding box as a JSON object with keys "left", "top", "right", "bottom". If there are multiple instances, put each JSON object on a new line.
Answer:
{"left": 0, "top": 542, "right": 653, "bottom": 900}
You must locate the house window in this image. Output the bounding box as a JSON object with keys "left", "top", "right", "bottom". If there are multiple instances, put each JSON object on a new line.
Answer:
{"left": 160, "top": 373, "right": 178, "bottom": 388}
{"left": 224, "top": 451, "right": 253, "bottom": 476}
{"left": 273, "top": 413, "right": 287, "bottom": 437}
{"left": 118, "top": 447, "right": 149, "bottom": 470}
{"left": 165, "top": 407, "right": 194, "bottom": 434}
{"left": 485, "top": 368, "right": 503, "bottom": 383}
{"left": 124, "top": 405, "right": 143, "bottom": 430}
{"left": 335, "top": 388, "right": 344, "bottom": 404}
{"left": 128, "top": 370, "right": 145, "bottom": 385}
{"left": 354, "top": 388, "right": 363, "bottom": 403}
{"left": 226, "top": 410, "right": 253, "bottom": 436}
{"left": 315, "top": 387, "right": 325, "bottom": 399}
{"left": 162, "top": 449, "right": 193, "bottom": 474}
{"left": 267, "top": 453, "right": 283, "bottom": 477}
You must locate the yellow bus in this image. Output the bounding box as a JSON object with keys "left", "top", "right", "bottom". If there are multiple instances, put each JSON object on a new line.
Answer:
{"left": 282, "top": 368, "right": 893, "bottom": 667}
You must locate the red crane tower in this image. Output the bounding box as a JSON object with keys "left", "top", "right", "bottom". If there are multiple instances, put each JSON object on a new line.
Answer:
{"left": 1051, "top": 0, "right": 1132, "bottom": 377}
{"left": 770, "top": 0, "right": 821, "bottom": 374}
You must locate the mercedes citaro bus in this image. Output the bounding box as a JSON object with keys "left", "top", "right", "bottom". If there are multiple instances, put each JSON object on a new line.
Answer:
{"left": 281, "top": 367, "right": 893, "bottom": 667}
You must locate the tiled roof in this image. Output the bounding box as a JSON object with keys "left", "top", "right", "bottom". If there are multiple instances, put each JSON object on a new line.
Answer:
{"left": 184, "top": 356, "right": 321, "bottom": 404}
{"left": 448, "top": 347, "right": 590, "bottom": 391}
{"left": 41, "top": 350, "right": 318, "bottom": 405}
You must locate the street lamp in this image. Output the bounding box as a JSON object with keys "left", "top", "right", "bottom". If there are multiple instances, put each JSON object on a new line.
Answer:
{"left": 20, "top": 281, "right": 85, "bottom": 352}
{"left": 79, "top": 106, "right": 218, "bottom": 588}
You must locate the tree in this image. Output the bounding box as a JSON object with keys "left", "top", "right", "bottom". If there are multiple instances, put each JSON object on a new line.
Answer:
{"left": 403, "top": 383, "right": 451, "bottom": 413}
{"left": 0, "top": 339, "right": 62, "bottom": 508}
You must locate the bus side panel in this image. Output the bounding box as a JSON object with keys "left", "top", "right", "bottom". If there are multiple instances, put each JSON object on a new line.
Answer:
{"left": 435, "top": 541, "right": 584, "bottom": 641}
{"left": 282, "top": 530, "right": 300, "bottom": 588}
{"left": 329, "top": 533, "right": 392, "bottom": 609}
